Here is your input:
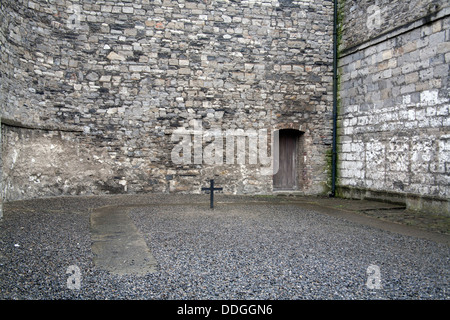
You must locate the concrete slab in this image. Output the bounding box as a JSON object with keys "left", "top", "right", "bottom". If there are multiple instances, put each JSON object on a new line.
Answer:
{"left": 90, "top": 206, "right": 158, "bottom": 276}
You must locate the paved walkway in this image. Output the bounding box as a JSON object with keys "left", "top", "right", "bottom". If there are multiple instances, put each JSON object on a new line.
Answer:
{"left": 91, "top": 206, "right": 158, "bottom": 275}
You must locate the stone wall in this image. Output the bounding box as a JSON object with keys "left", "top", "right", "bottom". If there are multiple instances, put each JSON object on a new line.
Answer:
{"left": 340, "top": 0, "right": 445, "bottom": 50}
{"left": 337, "top": 0, "right": 450, "bottom": 213}
{"left": 0, "top": 119, "right": 2, "bottom": 219}
{"left": 1, "top": 0, "right": 448, "bottom": 216}
{"left": 1, "top": 0, "right": 334, "bottom": 203}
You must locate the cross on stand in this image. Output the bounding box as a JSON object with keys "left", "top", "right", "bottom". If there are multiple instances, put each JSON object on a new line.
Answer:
{"left": 201, "top": 179, "right": 223, "bottom": 208}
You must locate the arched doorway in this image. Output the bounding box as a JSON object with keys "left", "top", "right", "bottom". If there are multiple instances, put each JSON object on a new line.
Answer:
{"left": 273, "top": 129, "right": 304, "bottom": 190}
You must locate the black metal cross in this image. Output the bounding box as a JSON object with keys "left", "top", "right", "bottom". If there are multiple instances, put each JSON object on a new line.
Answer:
{"left": 201, "top": 179, "right": 223, "bottom": 208}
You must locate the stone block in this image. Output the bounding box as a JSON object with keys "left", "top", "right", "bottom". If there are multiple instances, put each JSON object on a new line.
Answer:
{"left": 122, "top": 6, "right": 134, "bottom": 14}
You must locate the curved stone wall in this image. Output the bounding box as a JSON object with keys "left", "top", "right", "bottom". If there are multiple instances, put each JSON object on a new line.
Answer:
{"left": 1, "top": 0, "right": 334, "bottom": 202}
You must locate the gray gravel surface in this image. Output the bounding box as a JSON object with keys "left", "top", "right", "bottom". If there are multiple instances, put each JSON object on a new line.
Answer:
{"left": 0, "top": 194, "right": 449, "bottom": 300}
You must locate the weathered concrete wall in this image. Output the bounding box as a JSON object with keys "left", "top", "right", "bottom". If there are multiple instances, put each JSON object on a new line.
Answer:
{"left": 2, "top": 125, "right": 118, "bottom": 200}
{"left": 0, "top": 0, "right": 334, "bottom": 202}
{"left": 337, "top": 1, "right": 450, "bottom": 214}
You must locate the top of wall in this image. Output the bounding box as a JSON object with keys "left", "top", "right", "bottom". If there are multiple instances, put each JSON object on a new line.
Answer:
{"left": 339, "top": 0, "right": 449, "bottom": 53}
{"left": 0, "top": 0, "right": 333, "bottom": 132}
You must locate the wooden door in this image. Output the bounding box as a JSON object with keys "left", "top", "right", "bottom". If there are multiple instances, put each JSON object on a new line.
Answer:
{"left": 273, "top": 130, "right": 297, "bottom": 190}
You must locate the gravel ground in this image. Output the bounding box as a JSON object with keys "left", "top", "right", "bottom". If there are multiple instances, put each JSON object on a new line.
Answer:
{"left": 0, "top": 194, "right": 449, "bottom": 300}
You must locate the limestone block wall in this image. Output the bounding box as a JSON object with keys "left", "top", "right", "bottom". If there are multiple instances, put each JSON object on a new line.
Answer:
{"left": 1, "top": 0, "right": 334, "bottom": 202}
{"left": 337, "top": 0, "right": 450, "bottom": 213}
{"left": 340, "top": 0, "right": 445, "bottom": 50}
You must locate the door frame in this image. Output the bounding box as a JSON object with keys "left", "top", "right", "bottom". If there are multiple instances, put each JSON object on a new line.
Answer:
{"left": 273, "top": 129, "right": 303, "bottom": 191}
